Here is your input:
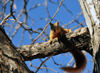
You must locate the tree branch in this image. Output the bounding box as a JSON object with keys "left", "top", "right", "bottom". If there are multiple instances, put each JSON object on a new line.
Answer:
{"left": 16, "top": 27, "right": 92, "bottom": 61}
{"left": 0, "top": 25, "right": 33, "bottom": 73}
{"left": 78, "top": 0, "right": 100, "bottom": 73}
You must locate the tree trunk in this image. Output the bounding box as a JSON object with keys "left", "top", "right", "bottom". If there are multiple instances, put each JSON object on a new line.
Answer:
{"left": 0, "top": 25, "right": 92, "bottom": 73}
{"left": 0, "top": 26, "right": 33, "bottom": 73}
{"left": 78, "top": 0, "right": 100, "bottom": 73}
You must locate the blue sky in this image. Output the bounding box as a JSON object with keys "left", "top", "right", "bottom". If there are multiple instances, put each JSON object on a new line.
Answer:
{"left": 1, "top": 0, "right": 93, "bottom": 73}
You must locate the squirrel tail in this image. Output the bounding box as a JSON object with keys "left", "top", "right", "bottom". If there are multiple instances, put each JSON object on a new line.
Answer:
{"left": 60, "top": 49, "right": 87, "bottom": 73}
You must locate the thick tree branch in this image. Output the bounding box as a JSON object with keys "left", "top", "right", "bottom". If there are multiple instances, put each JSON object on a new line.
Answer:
{"left": 0, "top": 25, "right": 92, "bottom": 72}
{"left": 17, "top": 27, "right": 92, "bottom": 61}
{"left": 0, "top": 25, "right": 33, "bottom": 73}
{"left": 78, "top": 0, "right": 100, "bottom": 73}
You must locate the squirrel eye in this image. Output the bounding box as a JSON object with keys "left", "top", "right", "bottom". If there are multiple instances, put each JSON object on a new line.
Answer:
{"left": 56, "top": 25, "right": 59, "bottom": 27}
{"left": 56, "top": 25, "right": 58, "bottom": 27}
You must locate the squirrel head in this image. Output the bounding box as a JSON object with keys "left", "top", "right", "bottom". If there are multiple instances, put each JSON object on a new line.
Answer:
{"left": 50, "top": 21, "right": 59, "bottom": 26}
{"left": 50, "top": 21, "right": 60, "bottom": 32}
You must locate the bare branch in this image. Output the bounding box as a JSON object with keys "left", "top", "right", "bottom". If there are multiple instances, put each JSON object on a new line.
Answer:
{"left": 0, "top": 13, "right": 11, "bottom": 25}
{"left": 31, "top": 0, "right": 65, "bottom": 45}
{"left": 17, "top": 27, "right": 92, "bottom": 61}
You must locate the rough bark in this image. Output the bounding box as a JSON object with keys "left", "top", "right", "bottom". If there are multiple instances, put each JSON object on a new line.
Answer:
{"left": 0, "top": 26, "right": 33, "bottom": 73}
{"left": 0, "top": 25, "right": 92, "bottom": 73}
{"left": 17, "top": 27, "right": 92, "bottom": 61}
{"left": 78, "top": 0, "right": 100, "bottom": 73}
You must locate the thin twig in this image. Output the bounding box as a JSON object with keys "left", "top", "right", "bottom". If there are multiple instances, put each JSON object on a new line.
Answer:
{"left": 35, "top": 53, "right": 56, "bottom": 73}
{"left": 0, "top": 0, "right": 13, "bottom": 26}
{"left": 67, "top": 58, "right": 74, "bottom": 66}
{"left": 40, "top": 67, "right": 58, "bottom": 73}
{"left": 71, "top": 21, "right": 85, "bottom": 30}
{"left": 52, "top": 57, "right": 62, "bottom": 66}
{"left": 0, "top": 13, "right": 11, "bottom": 26}
{"left": 31, "top": 0, "right": 65, "bottom": 45}
{"left": 39, "top": 58, "right": 49, "bottom": 73}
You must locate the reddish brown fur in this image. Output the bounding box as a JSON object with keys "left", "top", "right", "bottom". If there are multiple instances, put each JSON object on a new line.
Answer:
{"left": 49, "top": 21, "right": 72, "bottom": 43}
{"left": 49, "top": 21, "right": 87, "bottom": 73}
{"left": 60, "top": 49, "right": 87, "bottom": 73}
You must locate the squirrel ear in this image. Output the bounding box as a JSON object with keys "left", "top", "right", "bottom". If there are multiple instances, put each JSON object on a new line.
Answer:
{"left": 56, "top": 21, "right": 59, "bottom": 26}
{"left": 50, "top": 22, "right": 53, "bottom": 26}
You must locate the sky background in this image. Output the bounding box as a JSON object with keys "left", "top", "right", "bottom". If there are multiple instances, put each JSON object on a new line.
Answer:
{"left": 0, "top": 0, "right": 93, "bottom": 73}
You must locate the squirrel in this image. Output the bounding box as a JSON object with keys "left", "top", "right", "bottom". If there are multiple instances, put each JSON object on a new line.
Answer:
{"left": 48, "top": 21, "right": 87, "bottom": 73}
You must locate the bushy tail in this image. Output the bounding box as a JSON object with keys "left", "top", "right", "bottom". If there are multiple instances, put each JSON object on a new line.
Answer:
{"left": 60, "top": 49, "right": 87, "bottom": 73}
